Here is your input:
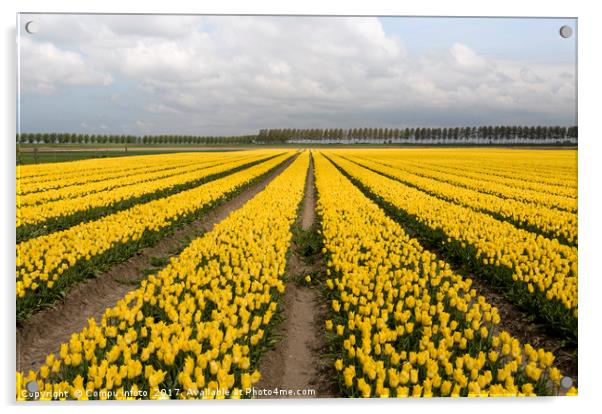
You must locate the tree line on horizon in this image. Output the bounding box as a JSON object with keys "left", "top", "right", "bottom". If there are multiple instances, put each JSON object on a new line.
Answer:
{"left": 16, "top": 133, "right": 257, "bottom": 145}
{"left": 258, "top": 125, "right": 578, "bottom": 144}
{"left": 16, "top": 125, "right": 577, "bottom": 145}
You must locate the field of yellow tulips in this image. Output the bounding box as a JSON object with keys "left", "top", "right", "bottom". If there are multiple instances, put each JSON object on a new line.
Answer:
{"left": 16, "top": 152, "right": 309, "bottom": 400}
{"left": 349, "top": 150, "right": 576, "bottom": 212}
{"left": 351, "top": 149, "right": 577, "bottom": 189}
{"left": 17, "top": 152, "right": 218, "bottom": 193}
{"left": 18, "top": 153, "right": 249, "bottom": 207}
{"left": 16, "top": 151, "right": 292, "bottom": 321}
{"left": 16, "top": 147, "right": 577, "bottom": 400}
{"left": 16, "top": 151, "right": 277, "bottom": 242}
{"left": 341, "top": 154, "right": 577, "bottom": 246}
{"left": 325, "top": 152, "right": 577, "bottom": 339}
{"left": 314, "top": 152, "right": 575, "bottom": 397}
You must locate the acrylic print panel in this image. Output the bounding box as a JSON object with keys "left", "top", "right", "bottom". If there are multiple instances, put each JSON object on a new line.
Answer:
{"left": 16, "top": 13, "right": 577, "bottom": 400}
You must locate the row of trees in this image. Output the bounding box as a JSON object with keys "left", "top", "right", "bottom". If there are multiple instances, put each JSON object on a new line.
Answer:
{"left": 16, "top": 133, "right": 257, "bottom": 145}
{"left": 17, "top": 125, "right": 577, "bottom": 146}
{"left": 258, "top": 125, "right": 578, "bottom": 144}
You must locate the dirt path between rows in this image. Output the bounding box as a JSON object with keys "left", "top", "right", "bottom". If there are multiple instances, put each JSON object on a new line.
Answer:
{"left": 256, "top": 153, "right": 336, "bottom": 399}
{"left": 16, "top": 155, "right": 297, "bottom": 373}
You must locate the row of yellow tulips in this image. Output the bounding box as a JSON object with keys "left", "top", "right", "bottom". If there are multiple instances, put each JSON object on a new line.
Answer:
{"left": 356, "top": 154, "right": 577, "bottom": 212}
{"left": 326, "top": 153, "right": 577, "bottom": 337}
{"left": 19, "top": 152, "right": 252, "bottom": 206}
{"left": 17, "top": 152, "right": 271, "bottom": 228}
{"left": 344, "top": 154, "right": 577, "bottom": 245}
{"left": 400, "top": 159, "right": 576, "bottom": 198}
{"left": 16, "top": 151, "right": 310, "bottom": 400}
{"left": 313, "top": 152, "right": 575, "bottom": 397}
{"left": 353, "top": 149, "right": 576, "bottom": 189}
{"left": 413, "top": 160, "right": 576, "bottom": 192}
{"left": 17, "top": 152, "right": 292, "bottom": 319}
{"left": 17, "top": 152, "right": 216, "bottom": 192}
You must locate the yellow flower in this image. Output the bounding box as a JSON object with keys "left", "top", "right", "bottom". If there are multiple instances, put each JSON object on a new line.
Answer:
{"left": 549, "top": 367, "right": 562, "bottom": 384}
{"left": 343, "top": 366, "right": 355, "bottom": 387}
{"left": 522, "top": 383, "right": 535, "bottom": 396}
{"left": 149, "top": 370, "right": 166, "bottom": 388}
{"left": 441, "top": 380, "right": 452, "bottom": 396}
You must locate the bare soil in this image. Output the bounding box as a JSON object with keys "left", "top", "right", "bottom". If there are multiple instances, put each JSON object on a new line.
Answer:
{"left": 16, "top": 155, "right": 297, "bottom": 372}
{"left": 256, "top": 154, "right": 336, "bottom": 398}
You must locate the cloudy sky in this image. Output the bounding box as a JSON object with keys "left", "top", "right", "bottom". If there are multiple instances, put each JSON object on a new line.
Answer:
{"left": 18, "top": 14, "right": 577, "bottom": 136}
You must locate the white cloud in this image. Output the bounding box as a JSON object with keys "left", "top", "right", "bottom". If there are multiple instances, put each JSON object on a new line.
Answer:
{"left": 19, "top": 37, "right": 113, "bottom": 95}
{"left": 18, "top": 15, "right": 576, "bottom": 133}
{"left": 520, "top": 67, "right": 544, "bottom": 83}
{"left": 450, "top": 42, "right": 488, "bottom": 71}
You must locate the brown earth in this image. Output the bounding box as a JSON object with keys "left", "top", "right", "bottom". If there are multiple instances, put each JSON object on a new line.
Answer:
{"left": 256, "top": 153, "right": 336, "bottom": 399}
{"left": 16, "top": 154, "right": 297, "bottom": 373}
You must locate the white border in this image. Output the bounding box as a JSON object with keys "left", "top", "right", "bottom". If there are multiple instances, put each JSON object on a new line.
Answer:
{"left": 2, "top": 1, "right": 601, "bottom": 414}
